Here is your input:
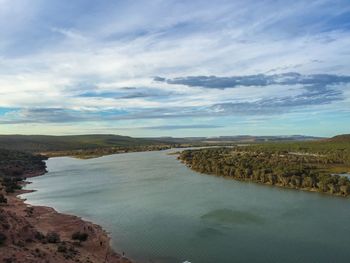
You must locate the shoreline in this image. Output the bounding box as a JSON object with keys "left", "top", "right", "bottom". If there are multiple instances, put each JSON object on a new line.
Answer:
{"left": 178, "top": 148, "right": 350, "bottom": 198}
{"left": 180, "top": 160, "right": 350, "bottom": 198}
{"left": 0, "top": 167, "right": 134, "bottom": 263}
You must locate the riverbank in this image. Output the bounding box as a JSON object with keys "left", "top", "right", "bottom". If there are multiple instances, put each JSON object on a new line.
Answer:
{"left": 23, "top": 148, "right": 350, "bottom": 263}
{"left": 178, "top": 147, "right": 350, "bottom": 197}
{"left": 0, "top": 162, "right": 133, "bottom": 263}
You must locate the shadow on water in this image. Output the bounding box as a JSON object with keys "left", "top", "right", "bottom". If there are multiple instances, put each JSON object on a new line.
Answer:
{"left": 201, "top": 208, "right": 265, "bottom": 225}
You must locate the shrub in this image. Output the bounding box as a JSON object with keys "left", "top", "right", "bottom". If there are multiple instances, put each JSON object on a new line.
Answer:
{"left": 0, "top": 232, "right": 7, "bottom": 245}
{"left": 46, "top": 231, "right": 60, "bottom": 243}
{"left": 34, "top": 231, "right": 45, "bottom": 241}
{"left": 25, "top": 206, "right": 34, "bottom": 216}
{"left": 2, "top": 223, "right": 10, "bottom": 230}
{"left": 71, "top": 231, "right": 88, "bottom": 242}
{"left": 0, "top": 194, "right": 7, "bottom": 204}
{"left": 57, "top": 244, "right": 67, "bottom": 253}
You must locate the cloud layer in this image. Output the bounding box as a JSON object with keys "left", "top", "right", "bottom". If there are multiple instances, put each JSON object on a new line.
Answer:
{"left": 155, "top": 73, "right": 350, "bottom": 89}
{"left": 0, "top": 0, "right": 350, "bottom": 136}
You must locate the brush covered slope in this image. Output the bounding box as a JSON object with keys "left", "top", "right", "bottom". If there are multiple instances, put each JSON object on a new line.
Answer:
{"left": 0, "top": 134, "right": 173, "bottom": 158}
{"left": 179, "top": 135, "right": 350, "bottom": 196}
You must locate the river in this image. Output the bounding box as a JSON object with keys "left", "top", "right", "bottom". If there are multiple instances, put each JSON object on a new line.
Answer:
{"left": 23, "top": 149, "right": 350, "bottom": 263}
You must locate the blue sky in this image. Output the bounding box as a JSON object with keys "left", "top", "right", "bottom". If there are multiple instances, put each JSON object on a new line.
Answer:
{"left": 0, "top": 0, "right": 349, "bottom": 137}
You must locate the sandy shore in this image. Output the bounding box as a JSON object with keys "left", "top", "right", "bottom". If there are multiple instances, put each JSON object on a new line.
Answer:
{"left": 0, "top": 170, "right": 134, "bottom": 263}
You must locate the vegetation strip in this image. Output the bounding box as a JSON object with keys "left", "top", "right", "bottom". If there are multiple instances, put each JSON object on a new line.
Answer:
{"left": 178, "top": 135, "right": 350, "bottom": 197}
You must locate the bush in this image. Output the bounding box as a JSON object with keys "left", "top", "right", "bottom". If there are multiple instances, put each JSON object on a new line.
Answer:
{"left": 46, "top": 231, "right": 60, "bottom": 243}
{"left": 71, "top": 231, "right": 88, "bottom": 242}
{"left": 57, "top": 244, "right": 67, "bottom": 253}
{"left": 34, "top": 231, "right": 45, "bottom": 241}
{"left": 0, "top": 194, "right": 7, "bottom": 204}
{"left": 25, "top": 206, "right": 34, "bottom": 216}
{"left": 0, "top": 232, "right": 7, "bottom": 245}
{"left": 3, "top": 178, "right": 22, "bottom": 194}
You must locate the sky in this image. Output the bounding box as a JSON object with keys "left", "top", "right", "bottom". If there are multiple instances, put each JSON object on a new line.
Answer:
{"left": 0, "top": 0, "right": 349, "bottom": 137}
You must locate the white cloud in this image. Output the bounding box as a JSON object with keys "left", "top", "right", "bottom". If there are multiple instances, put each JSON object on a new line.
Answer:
{"left": 0, "top": 0, "right": 349, "bottom": 135}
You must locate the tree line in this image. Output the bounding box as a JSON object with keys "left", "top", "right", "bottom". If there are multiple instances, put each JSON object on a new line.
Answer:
{"left": 179, "top": 145, "right": 350, "bottom": 197}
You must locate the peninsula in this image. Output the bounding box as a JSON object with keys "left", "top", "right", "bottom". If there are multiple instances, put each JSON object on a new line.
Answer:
{"left": 179, "top": 135, "right": 350, "bottom": 197}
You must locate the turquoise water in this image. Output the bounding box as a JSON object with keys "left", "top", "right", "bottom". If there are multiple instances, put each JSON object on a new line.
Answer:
{"left": 23, "top": 150, "right": 350, "bottom": 263}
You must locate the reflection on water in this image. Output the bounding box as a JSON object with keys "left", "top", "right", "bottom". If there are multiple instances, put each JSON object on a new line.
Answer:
{"left": 23, "top": 149, "right": 350, "bottom": 263}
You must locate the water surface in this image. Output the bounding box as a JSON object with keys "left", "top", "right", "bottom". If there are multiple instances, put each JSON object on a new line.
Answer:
{"left": 23, "top": 150, "right": 350, "bottom": 263}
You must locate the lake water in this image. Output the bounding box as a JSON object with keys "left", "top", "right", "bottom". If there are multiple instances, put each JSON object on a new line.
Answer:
{"left": 23, "top": 149, "right": 350, "bottom": 263}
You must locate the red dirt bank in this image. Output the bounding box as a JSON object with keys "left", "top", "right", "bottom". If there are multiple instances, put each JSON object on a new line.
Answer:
{"left": 0, "top": 171, "right": 134, "bottom": 263}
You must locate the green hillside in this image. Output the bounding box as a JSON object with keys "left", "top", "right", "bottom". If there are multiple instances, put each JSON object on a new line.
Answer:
{"left": 327, "top": 134, "right": 350, "bottom": 142}
{"left": 0, "top": 135, "right": 170, "bottom": 153}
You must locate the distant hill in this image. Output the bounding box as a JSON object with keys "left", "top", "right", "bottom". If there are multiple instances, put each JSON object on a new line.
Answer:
{"left": 0, "top": 135, "right": 170, "bottom": 153}
{"left": 327, "top": 134, "right": 350, "bottom": 142}
{"left": 149, "top": 135, "right": 323, "bottom": 144}
{"left": 0, "top": 134, "right": 327, "bottom": 154}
